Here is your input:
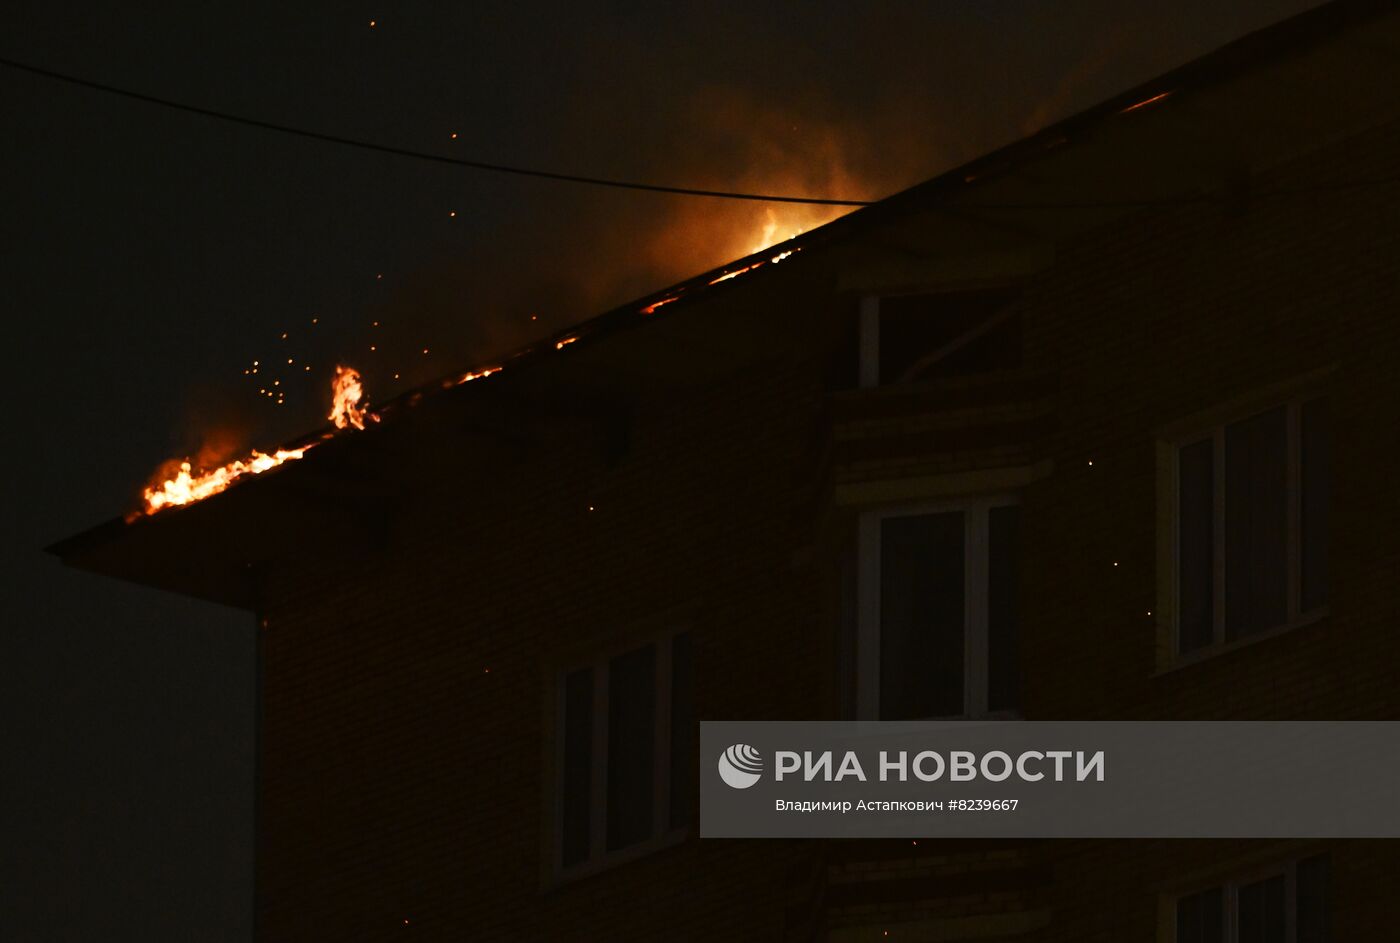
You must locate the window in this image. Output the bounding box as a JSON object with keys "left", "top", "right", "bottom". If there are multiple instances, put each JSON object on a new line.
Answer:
{"left": 857, "top": 291, "right": 1020, "bottom": 387}
{"left": 556, "top": 631, "right": 693, "bottom": 875}
{"left": 857, "top": 498, "right": 1019, "bottom": 719}
{"left": 1173, "top": 397, "right": 1328, "bottom": 657}
{"left": 1174, "top": 855, "right": 1329, "bottom": 943}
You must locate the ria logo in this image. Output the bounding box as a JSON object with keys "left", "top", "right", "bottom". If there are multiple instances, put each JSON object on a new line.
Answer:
{"left": 718, "top": 744, "right": 764, "bottom": 789}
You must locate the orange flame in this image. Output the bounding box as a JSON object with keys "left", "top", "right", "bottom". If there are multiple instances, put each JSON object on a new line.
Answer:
{"left": 142, "top": 449, "right": 308, "bottom": 514}
{"left": 751, "top": 207, "right": 805, "bottom": 254}
{"left": 139, "top": 363, "right": 375, "bottom": 516}
{"left": 329, "top": 365, "right": 369, "bottom": 430}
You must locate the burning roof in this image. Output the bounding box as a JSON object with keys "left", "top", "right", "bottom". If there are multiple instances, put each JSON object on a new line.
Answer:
{"left": 127, "top": 232, "right": 808, "bottom": 522}
{"left": 53, "top": 0, "right": 1400, "bottom": 591}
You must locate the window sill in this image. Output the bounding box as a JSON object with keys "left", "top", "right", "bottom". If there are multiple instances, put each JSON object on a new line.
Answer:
{"left": 545, "top": 825, "right": 690, "bottom": 891}
{"left": 1153, "top": 608, "right": 1330, "bottom": 678}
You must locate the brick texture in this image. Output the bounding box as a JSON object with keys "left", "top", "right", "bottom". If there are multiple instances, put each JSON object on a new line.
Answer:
{"left": 255, "top": 114, "right": 1400, "bottom": 940}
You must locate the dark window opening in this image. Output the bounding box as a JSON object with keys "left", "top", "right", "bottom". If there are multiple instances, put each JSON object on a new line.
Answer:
{"left": 1178, "top": 437, "right": 1215, "bottom": 654}
{"left": 987, "top": 505, "right": 1020, "bottom": 713}
{"left": 880, "top": 512, "right": 965, "bottom": 720}
{"left": 874, "top": 290, "right": 1021, "bottom": 384}
{"left": 1174, "top": 396, "right": 1328, "bottom": 656}
{"left": 668, "top": 633, "right": 694, "bottom": 830}
{"left": 1236, "top": 874, "right": 1286, "bottom": 943}
{"left": 606, "top": 645, "right": 655, "bottom": 852}
{"left": 1176, "top": 886, "right": 1224, "bottom": 943}
{"left": 557, "top": 632, "right": 693, "bottom": 872}
{"left": 1175, "top": 855, "right": 1328, "bottom": 943}
{"left": 1296, "top": 854, "right": 1330, "bottom": 943}
{"left": 867, "top": 501, "right": 1019, "bottom": 719}
{"left": 1300, "top": 398, "right": 1329, "bottom": 613}
{"left": 1224, "top": 407, "right": 1288, "bottom": 640}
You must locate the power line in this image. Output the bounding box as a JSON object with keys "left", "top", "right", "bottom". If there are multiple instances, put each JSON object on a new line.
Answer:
{"left": 6, "top": 56, "right": 1398, "bottom": 214}
{"left": 0, "top": 55, "right": 874, "bottom": 207}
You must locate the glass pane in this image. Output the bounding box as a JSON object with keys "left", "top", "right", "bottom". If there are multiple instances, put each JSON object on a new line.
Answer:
{"left": 1178, "top": 438, "right": 1215, "bottom": 653}
{"left": 1176, "top": 886, "right": 1224, "bottom": 943}
{"left": 1301, "top": 398, "right": 1329, "bottom": 612}
{"left": 668, "top": 633, "right": 695, "bottom": 830}
{"left": 560, "top": 667, "right": 593, "bottom": 867}
{"left": 880, "top": 512, "right": 964, "bottom": 719}
{"left": 606, "top": 644, "right": 656, "bottom": 852}
{"left": 987, "top": 505, "right": 1020, "bottom": 712}
{"left": 1238, "top": 874, "right": 1286, "bottom": 943}
{"left": 1225, "top": 407, "right": 1288, "bottom": 639}
{"left": 876, "top": 291, "right": 1020, "bottom": 382}
{"left": 1296, "top": 855, "right": 1330, "bottom": 943}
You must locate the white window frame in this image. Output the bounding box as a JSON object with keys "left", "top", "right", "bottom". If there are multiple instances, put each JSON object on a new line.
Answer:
{"left": 856, "top": 495, "right": 1019, "bottom": 720}
{"left": 551, "top": 631, "right": 688, "bottom": 881}
{"left": 1168, "top": 397, "right": 1328, "bottom": 661}
{"left": 1169, "top": 857, "right": 1319, "bottom": 943}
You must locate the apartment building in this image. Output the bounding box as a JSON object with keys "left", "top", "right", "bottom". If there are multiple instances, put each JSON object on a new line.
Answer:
{"left": 54, "top": 1, "right": 1400, "bottom": 938}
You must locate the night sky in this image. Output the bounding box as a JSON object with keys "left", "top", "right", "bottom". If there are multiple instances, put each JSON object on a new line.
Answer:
{"left": 2, "top": 3, "right": 1317, "bottom": 937}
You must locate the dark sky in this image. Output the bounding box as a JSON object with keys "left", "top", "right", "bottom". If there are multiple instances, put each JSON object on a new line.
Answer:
{"left": 2, "top": 2, "right": 1318, "bottom": 938}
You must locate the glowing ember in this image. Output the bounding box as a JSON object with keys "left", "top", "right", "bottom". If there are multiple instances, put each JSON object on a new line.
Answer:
{"left": 456, "top": 366, "right": 501, "bottom": 384}
{"left": 1120, "top": 91, "right": 1170, "bottom": 114}
{"left": 329, "top": 365, "right": 369, "bottom": 430}
{"left": 641, "top": 295, "right": 679, "bottom": 315}
{"left": 709, "top": 262, "right": 763, "bottom": 285}
{"left": 706, "top": 246, "right": 798, "bottom": 287}
{"left": 441, "top": 366, "right": 502, "bottom": 390}
{"left": 555, "top": 336, "right": 578, "bottom": 350}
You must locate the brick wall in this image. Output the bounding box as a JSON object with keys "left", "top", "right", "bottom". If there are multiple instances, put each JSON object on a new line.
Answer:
{"left": 257, "top": 354, "right": 834, "bottom": 938}
{"left": 255, "top": 113, "right": 1400, "bottom": 940}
